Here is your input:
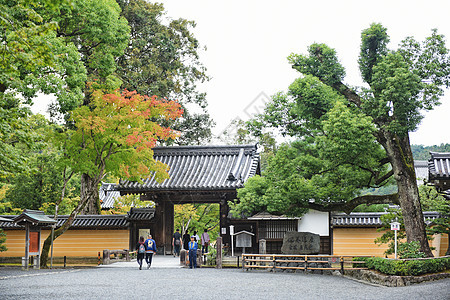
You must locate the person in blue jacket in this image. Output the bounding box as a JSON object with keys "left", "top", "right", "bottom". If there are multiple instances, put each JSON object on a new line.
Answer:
{"left": 188, "top": 235, "right": 198, "bottom": 269}
{"left": 144, "top": 234, "right": 157, "bottom": 269}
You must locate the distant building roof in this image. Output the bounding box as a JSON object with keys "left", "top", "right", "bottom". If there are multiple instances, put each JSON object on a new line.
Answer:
{"left": 99, "top": 183, "right": 121, "bottom": 209}
{"left": 429, "top": 152, "right": 450, "bottom": 180}
{"left": 118, "top": 144, "right": 260, "bottom": 192}
{"left": 414, "top": 160, "right": 429, "bottom": 182}
{"left": 248, "top": 211, "right": 301, "bottom": 220}
{"left": 428, "top": 152, "right": 450, "bottom": 191}
{"left": 332, "top": 211, "right": 440, "bottom": 227}
{"left": 0, "top": 216, "right": 12, "bottom": 222}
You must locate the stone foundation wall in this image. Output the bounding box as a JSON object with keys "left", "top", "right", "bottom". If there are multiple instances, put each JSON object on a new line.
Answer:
{"left": 345, "top": 269, "right": 450, "bottom": 287}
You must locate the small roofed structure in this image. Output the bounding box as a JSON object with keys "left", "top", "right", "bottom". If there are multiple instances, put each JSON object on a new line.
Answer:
{"left": 99, "top": 182, "right": 121, "bottom": 210}
{"left": 13, "top": 210, "right": 56, "bottom": 269}
{"left": 13, "top": 210, "right": 57, "bottom": 226}
{"left": 428, "top": 152, "right": 450, "bottom": 191}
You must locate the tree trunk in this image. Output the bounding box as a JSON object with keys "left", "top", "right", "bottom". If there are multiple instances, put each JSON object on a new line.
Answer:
{"left": 380, "top": 130, "right": 433, "bottom": 257}
{"left": 40, "top": 172, "right": 102, "bottom": 267}
{"left": 80, "top": 173, "right": 101, "bottom": 215}
{"left": 40, "top": 193, "right": 90, "bottom": 268}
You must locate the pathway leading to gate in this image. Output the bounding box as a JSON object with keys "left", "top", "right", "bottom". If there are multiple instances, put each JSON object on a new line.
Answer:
{"left": 99, "top": 254, "right": 182, "bottom": 269}
{"left": 1, "top": 258, "right": 449, "bottom": 300}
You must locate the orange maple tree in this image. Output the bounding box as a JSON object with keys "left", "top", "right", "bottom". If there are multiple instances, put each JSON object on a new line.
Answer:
{"left": 40, "top": 89, "right": 182, "bottom": 267}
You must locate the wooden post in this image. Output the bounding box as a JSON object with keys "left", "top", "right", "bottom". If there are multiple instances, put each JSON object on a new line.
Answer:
{"left": 216, "top": 237, "right": 222, "bottom": 269}
{"left": 304, "top": 255, "right": 308, "bottom": 272}
{"left": 340, "top": 256, "right": 344, "bottom": 275}
{"left": 98, "top": 252, "right": 101, "bottom": 265}
{"left": 24, "top": 223, "right": 29, "bottom": 271}
{"left": 64, "top": 256, "right": 66, "bottom": 268}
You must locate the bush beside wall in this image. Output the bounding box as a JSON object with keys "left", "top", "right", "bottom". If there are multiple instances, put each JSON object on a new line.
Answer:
{"left": 356, "top": 256, "right": 450, "bottom": 276}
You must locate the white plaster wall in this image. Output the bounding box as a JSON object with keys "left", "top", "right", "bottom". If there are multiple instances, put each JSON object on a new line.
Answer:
{"left": 297, "top": 210, "right": 329, "bottom": 236}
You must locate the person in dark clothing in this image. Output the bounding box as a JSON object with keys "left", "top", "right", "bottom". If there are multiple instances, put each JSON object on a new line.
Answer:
{"left": 172, "top": 229, "right": 182, "bottom": 257}
{"left": 182, "top": 230, "right": 190, "bottom": 251}
{"left": 188, "top": 235, "right": 198, "bottom": 269}
{"left": 136, "top": 236, "right": 146, "bottom": 270}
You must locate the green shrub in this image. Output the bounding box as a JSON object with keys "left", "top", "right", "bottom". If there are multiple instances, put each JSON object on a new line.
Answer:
{"left": 364, "top": 256, "right": 450, "bottom": 276}
{"left": 398, "top": 241, "right": 426, "bottom": 259}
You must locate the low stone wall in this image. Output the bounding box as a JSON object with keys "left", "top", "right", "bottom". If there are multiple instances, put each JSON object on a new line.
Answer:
{"left": 345, "top": 269, "right": 450, "bottom": 287}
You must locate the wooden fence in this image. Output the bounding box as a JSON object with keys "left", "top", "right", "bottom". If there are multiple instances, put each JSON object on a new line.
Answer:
{"left": 242, "top": 254, "right": 370, "bottom": 274}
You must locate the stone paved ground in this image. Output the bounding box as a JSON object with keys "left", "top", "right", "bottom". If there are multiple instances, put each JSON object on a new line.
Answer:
{"left": 0, "top": 256, "right": 449, "bottom": 300}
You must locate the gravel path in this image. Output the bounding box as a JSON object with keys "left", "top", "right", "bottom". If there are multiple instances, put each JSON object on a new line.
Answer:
{"left": 1, "top": 257, "right": 449, "bottom": 300}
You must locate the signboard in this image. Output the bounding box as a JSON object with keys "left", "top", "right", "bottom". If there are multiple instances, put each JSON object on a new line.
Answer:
{"left": 139, "top": 229, "right": 151, "bottom": 238}
{"left": 29, "top": 231, "right": 39, "bottom": 255}
{"left": 236, "top": 232, "right": 252, "bottom": 248}
{"left": 221, "top": 227, "right": 226, "bottom": 235}
{"left": 390, "top": 222, "right": 400, "bottom": 231}
{"left": 281, "top": 232, "right": 320, "bottom": 255}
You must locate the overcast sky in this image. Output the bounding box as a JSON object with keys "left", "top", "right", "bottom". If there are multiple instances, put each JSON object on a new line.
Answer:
{"left": 156, "top": 0, "right": 450, "bottom": 146}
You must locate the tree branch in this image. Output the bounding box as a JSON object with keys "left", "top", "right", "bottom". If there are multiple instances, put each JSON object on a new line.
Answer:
{"left": 305, "top": 193, "right": 399, "bottom": 214}
{"left": 331, "top": 82, "right": 362, "bottom": 107}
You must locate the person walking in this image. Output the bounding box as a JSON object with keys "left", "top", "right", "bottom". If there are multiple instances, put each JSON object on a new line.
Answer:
{"left": 172, "top": 229, "right": 182, "bottom": 257}
{"left": 192, "top": 230, "right": 200, "bottom": 242}
{"left": 136, "top": 236, "right": 146, "bottom": 270}
{"left": 188, "top": 235, "right": 198, "bottom": 269}
{"left": 182, "top": 230, "right": 190, "bottom": 251}
{"left": 201, "top": 229, "right": 210, "bottom": 254}
{"left": 144, "top": 234, "right": 156, "bottom": 269}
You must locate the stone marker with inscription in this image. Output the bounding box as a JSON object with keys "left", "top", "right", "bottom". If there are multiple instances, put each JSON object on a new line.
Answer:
{"left": 281, "top": 232, "right": 320, "bottom": 255}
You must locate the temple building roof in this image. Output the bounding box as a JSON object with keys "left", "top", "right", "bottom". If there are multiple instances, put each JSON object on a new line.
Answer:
{"left": 332, "top": 211, "right": 440, "bottom": 227}
{"left": 118, "top": 144, "right": 260, "bottom": 192}
{"left": 428, "top": 152, "right": 450, "bottom": 191}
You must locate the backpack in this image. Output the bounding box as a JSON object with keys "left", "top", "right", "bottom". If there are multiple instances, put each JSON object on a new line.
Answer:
{"left": 138, "top": 243, "right": 146, "bottom": 254}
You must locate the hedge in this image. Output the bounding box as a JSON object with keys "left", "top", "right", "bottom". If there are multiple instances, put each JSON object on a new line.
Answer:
{"left": 355, "top": 256, "right": 450, "bottom": 276}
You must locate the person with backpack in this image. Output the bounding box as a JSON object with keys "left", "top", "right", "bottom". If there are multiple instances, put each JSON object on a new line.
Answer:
{"left": 144, "top": 234, "right": 157, "bottom": 269}
{"left": 172, "top": 229, "right": 182, "bottom": 257}
{"left": 136, "top": 236, "right": 146, "bottom": 270}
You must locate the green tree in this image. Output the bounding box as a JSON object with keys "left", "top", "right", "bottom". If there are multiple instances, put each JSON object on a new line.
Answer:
{"left": 0, "top": 228, "right": 6, "bottom": 252}
{"left": 116, "top": 0, "right": 213, "bottom": 145}
{"left": 236, "top": 24, "right": 450, "bottom": 256}
{"left": 420, "top": 185, "right": 450, "bottom": 255}
{"left": 174, "top": 203, "right": 220, "bottom": 242}
{"left": 411, "top": 143, "right": 450, "bottom": 160}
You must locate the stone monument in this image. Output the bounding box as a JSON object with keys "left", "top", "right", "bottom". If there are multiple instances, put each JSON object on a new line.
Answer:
{"left": 281, "top": 231, "right": 320, "bottom": 255}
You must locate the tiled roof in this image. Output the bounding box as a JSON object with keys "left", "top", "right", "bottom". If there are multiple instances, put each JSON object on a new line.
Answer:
{"left": 99, "top": 182, "right": 121, "bottom": 209}
{"left": 0, "top": 212, "right": 155, "bottom": 229}
{"left": 248, "top": 211, "right": 301, "bottom": 220}
{"left": 118, "top": 144, "right": 260, "bottom": 192}
{"left": 332, "top": 211, "right": 441, "bottom": 227}
{"left": 429, "top": 152, "right": 450, "bottom": 180}
{"left": 126, "top": 208, "right": 155, "bottom": 221}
